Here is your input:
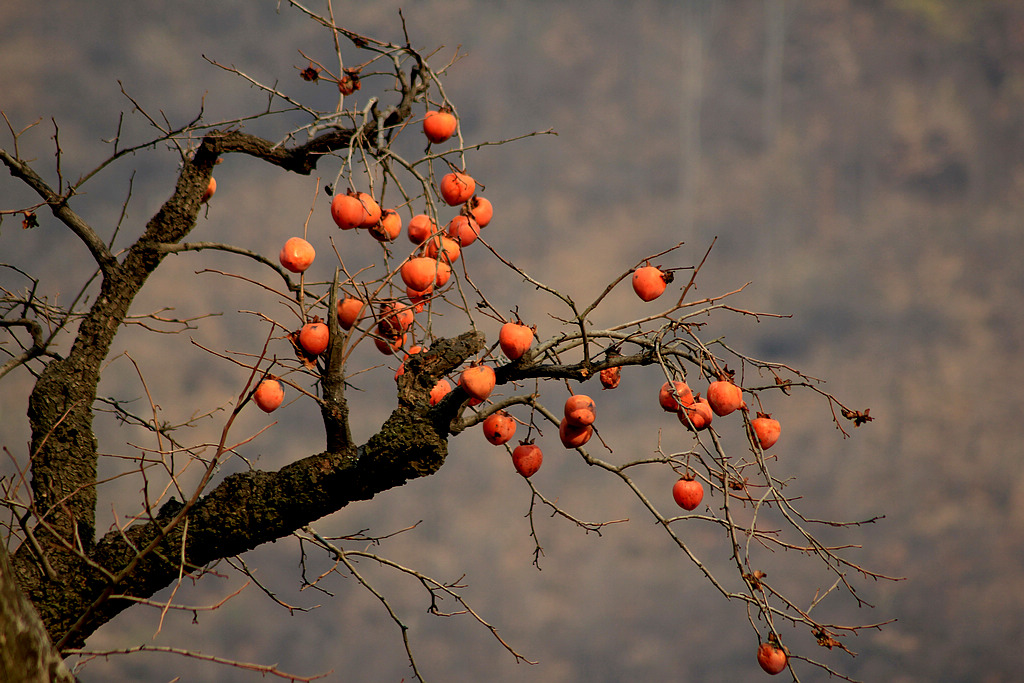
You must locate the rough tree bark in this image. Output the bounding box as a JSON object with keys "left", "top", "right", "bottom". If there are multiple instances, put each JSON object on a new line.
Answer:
{"left": 0, "top": 541, "right": 76, "bottom": 682}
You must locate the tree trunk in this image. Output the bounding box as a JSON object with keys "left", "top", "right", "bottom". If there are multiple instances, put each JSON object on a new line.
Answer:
{"left": 0, "top": 542, "right": 76, "bottom": 682}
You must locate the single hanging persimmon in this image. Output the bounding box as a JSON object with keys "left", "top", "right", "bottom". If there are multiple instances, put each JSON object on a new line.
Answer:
{"left": 459, "top": 364, "right": 496, "bottom": 402}
{"left": 499, "top": 321, "right": 534, "bottom": 360}
{"left": 253, "top": 379, "right": 284, "bottom": 413}
{"left": 374, "top": 333, "right": 406, "bottom": 356}
{"left": 439, "top": 171, "right": 475, "bottom": 206}
{"left": 201, "top": 177, "right": 217, "bottom": 203}
{"left": 298, "top": 322, "right": 330, "bottom": 356}
{"left": 563, "top": 394, "right": 596, "bottom": 427}
{"left": 751, "top": 413, "right": 782, "bottom": 450}
{"left": 632, "top": 264, "right": 673, "bottom": 302}
{"left": 330, "top": 192, "right": 365, "bottom": 230}
{"left": 401, "top": 257, "right": 439, "bottom": 292}
{"left": 354, "top": 192, "right": 382, "bottom": 228}
{"left": 482, "top": 410, "right": 516, "bottom": 445}
{"left": 466, "top": 196, "right": 493, "bottom": 227}
{"left": 279, "top": 237, "right": 316, "bottom": 273}
{"left": 678, "top": 395, "right": 713, "bottom": 431}
{"left": 447, "top": 215, "right": 480, "bottom": 246}
{"left": 423, "top": 109, "right": 457, "bottom": 144}
{"left": 659, "top": 380, "right": 694, "bottom": 412}
{"left": 672, "top": 477, "right": 704, "bottom": 511}
{"left": 600, "top": 349, "right": 622, "bottom": 389}
{"left": 377, "top": 301, "right": 414, "bottom": 338}
{"left": 511, "top": 442, "right": 543, "bottom": 477}
{"left": 435, "top": 261, "right": 453, "bottom": 288}
{"left": 337, "top": 297, "right": 365, "bottom": 330}
{"left": 756, "top": 641, "right": 788, "bottom": 675}
{"left": 407, "top": 214, "right": 436, "bottom": 244}
{"left": 369, "top": 209, "right": 402, "bottom": 241}
{"left": 707, "top": 378, "right": 745, "bottom": 416}
{"left": 558, "top": 418, "right": 593, "bottom": 448}
{"left": 426, "top": 234, "right": 461, "bottom": 264}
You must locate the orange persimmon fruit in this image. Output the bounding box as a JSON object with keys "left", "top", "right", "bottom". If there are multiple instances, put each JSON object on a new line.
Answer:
{"left": 447, "top": 214, "right": 480, "bottom": 247}
{"left": 439, "top": 171, "right": 475, "bottom": 206}
{"left": 751, "top": 413, "right": 782, "bottom": 450}
{"left": 632, "top": 265, "right": 672, "bottom": 302}
{"left": 466, "top": 196, "right": 493, "bottom": 228}
{"left": 423, "top": 109, "right": 457, "bottom": 144}
{"left": 558, "top": 418, "right": 593, "bottom": 448}
{"left": 756, "top": 642, "right": 788, "bottom": 675}
{"left": 298, "top": 322, "right": 330, "bottom": 356}
{"left": 659, "top": 380, "right": 694, "bottom": 412}
{"left": 337, "top": 297, "right": 365, "bottom": 330}
{"left": 407, "top": 214, "right": 436, "bottom": 244}
{"left": 563, "top": 394, "right": 597, "bottom": 427}
{"left": 511, "top": 442, "right": 543, "bottom": 477}
{"left": 279, "top": 237, "right": 316, "bottom": 273}
{"left": 672, "top": 477, "right": 704, "bottom": 511}
{"left": 459, "top": 364, "right": 496, "bottom": 402}
{"left": 499, "top": 322, "right": 534, "bottom": 360}
{"left": 401, "top": 257, "right": 439, "bottom": 292}
{"left": 253, "top": 379, "right": 284, "bottom": 413}
{"left": 482, "top": 410, "right": 516, "bottom": 445}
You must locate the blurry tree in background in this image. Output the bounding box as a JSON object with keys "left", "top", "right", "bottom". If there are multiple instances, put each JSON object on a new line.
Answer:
{"left": 1, "top": 3, "right": 888, "bottom": 681}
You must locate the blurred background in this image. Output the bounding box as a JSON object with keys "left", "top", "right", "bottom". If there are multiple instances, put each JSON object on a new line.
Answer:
{"left": 3, "top": 1, "right": 1024, "bottom": 681}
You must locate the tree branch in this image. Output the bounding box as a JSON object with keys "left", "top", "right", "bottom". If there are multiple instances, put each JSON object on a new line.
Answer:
{"left": 0, "top": 149, "right": 116, "bottom": 275}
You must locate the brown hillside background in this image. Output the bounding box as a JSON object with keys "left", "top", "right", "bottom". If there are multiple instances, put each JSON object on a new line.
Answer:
{"left": 3, "top": 0, "right": 1024, "bottom": 680}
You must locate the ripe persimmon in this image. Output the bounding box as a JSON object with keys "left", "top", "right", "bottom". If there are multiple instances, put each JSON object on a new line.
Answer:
{"left": 337, "top": 297, "right": 365, "bottom": 330}
{"left": 466, "top": 196, "right": 493, "bottom": 228}
{"left": 564, "top": 394, "right": 596, "bottom": 427}
{"left": 407, "top": 214, "right": 436, "bottom": 244}
{"left": 330, "top": 192, "right": 365, "bottom": 230}
{"left": 439, "top": 171, "right": 475, "bottom": 206}
{"left": 751, "top": 413, "right": 781, "bottom": 450}
{"left": 678, "top": 395, "right": 713, "bottom": 431}
{"left": 374, "top": 333, "right": 406, "bottom": 356}
{"left": 632, "top": 265, "right": 672, "bottom": 302}
{"left": 435, "top": 261, "right": 452, "bottom": 288}
{"left": 369, "top": 209, "right": 402, "bottom": 242}
{"left": 298, "top": 322, "right": 330, "bottom": 356}
{"left": 279, "top": 237, "right": 316, "bottom": 273}
{"left": 482, "top": 410, "right": 516, "bottom": 445}
{"left": 426, "top": 234, "right": 461, "bottom": 264}
{"left": 707, "top": 379, "right": 745, "bottom": 417}
{"left": 354, "top": 192, "right": 382, "bottom": 228}
{"left": 659, "top": 380, "right": 694, "bottom": 412}
{"left": 512, "top": 442, "right": 543, "bottom": 477}
{"left": 406, "top": 285, "right": 430, "bottom": 313}
{"left": 423, "top": 109, "right": 457, "bottom": 144}
{"left": 459, "top": 364, "right": 496, "bottom": 401}
{"left": 201, "top": 177, "right": 216, "bottom": 203}
{"left": 253, "top": 379, "right": 284, "bottom": 413}
{"left": 446, "top": 215, "right": 480, "bottom": 246}
{"left": 429, "top": 378, "right": 452, "bottom": 405}
{"left": 499, "top": 322, "right": 534, "bottom": 360}
{"left": 401, "top": 257, "right": 438, "bottom": 292}
{"left": 378, "top": 301, "right": 414, "bottom": 338}
{"left": 756, "top": 642, "right": 788, "bottom": 675}
{"left": 672, "top": 477, "right": 704, "bottom": 511}
{"left": 558, "top": 418, "right": 593, "bottom": 448}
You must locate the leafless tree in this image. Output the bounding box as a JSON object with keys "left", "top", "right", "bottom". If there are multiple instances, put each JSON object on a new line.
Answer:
{"left": 1, "top": 4, "right": 891, "bottom": 681}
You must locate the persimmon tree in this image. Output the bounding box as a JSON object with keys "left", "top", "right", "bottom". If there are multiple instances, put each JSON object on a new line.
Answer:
{"left": 0, "top": 4, "right": 891, "bottom": 681}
